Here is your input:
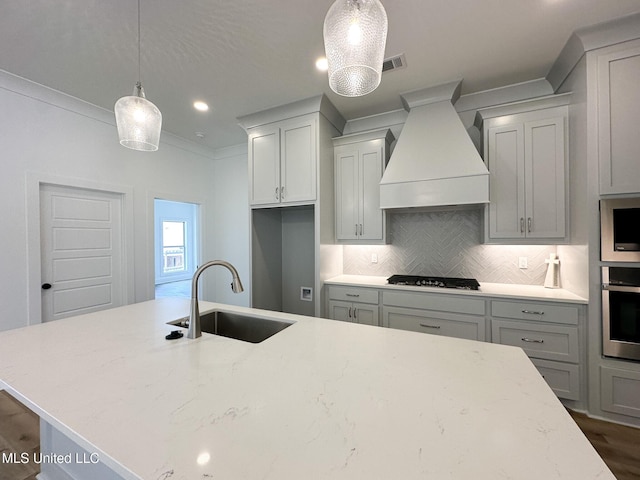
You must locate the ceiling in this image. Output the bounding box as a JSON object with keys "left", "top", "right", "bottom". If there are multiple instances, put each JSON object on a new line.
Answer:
{"left": 2, "top": 1, "right": 639, "bottom": 151}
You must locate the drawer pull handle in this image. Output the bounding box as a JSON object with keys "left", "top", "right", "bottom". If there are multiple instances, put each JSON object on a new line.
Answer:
{"left": 522, "top": 310, "right": 544, "bottom": 315}
{"left": 420, "top": 323, "right": 441, "bottom": 329}
{"left": 345, "top": 293, "right": 360, "bottom": 298}
{"left": 522, "top": 337, "right": 544, "bottom": 343}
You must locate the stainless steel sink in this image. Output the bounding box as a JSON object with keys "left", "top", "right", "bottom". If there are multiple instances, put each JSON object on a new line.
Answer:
{"left": 168, "top": 310, "right": 293, "bottom": 343}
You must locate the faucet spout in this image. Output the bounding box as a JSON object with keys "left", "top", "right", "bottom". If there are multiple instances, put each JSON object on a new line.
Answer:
{"left": 187, "top": 260, "right": 244, "bottom": 339}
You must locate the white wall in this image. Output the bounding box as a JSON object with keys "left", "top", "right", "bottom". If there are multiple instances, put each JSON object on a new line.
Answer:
{"left": 206, "top": 145, "right": 251, "bottom": 307}
{"left": 0, "top": 70, "right": 250, "bottom": 331}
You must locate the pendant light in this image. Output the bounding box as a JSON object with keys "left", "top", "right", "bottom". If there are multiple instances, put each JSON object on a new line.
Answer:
{"left": 323, "top": 0, "right": 388, "bottom": 97}
{"left": 114, "top": 0, "right": 162, "bottom": 151}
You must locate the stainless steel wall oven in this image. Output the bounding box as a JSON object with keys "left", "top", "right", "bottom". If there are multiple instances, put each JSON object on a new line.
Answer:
{"left": 602, "top": 267, "right": 640, "bottom": 361}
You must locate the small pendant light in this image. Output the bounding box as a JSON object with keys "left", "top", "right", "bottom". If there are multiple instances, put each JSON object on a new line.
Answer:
{"left": 323, "top": 0, "right": 388, "bottom": 97}
{"left": 114, "top": 0, "right": 162, "bottom": 151}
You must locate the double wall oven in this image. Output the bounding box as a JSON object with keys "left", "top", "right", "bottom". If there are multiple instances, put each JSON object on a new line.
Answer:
{"left": 601, "top": 198, "right": 640, "bottom": 361}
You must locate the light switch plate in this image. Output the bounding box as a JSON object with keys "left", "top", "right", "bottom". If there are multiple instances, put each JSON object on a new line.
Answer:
{"left": 518, "top": 257, "right": 528, "bottom": 269}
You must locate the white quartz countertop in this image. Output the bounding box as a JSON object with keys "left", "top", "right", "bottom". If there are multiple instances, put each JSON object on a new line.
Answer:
{"left": 0, "top": 298, "right": 610, "bottom": 479}
{"left": 325, "top": 274, "right": 589, "bottom": 304}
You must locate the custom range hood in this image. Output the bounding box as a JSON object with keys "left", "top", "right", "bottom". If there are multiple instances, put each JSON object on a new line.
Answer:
{"left": 380, "top": 80, "right": 489, "bottom": 209}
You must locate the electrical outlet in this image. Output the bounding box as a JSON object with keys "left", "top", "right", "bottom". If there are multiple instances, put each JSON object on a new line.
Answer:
{"left": 371, "top": 253, "right": 378, "bottom": 264}
{"left": 518, "top": 257, "right": 528, "bottom": 269}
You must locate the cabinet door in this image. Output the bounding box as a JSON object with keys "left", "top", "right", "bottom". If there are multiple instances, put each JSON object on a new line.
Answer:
{"left": 280, "top": 119, "right": 316, "bottom": 204}
{"left": 335, "top": 150, "right": 359, "bottom": 240}
{"left": 359, "top": 145, "right": 384, "bottom": 241}
{"left": 353, "top": 303, "right": 379, "bottom": 326}
{"left": 249, "top": 126, "right": 280, "bottom": 206}
{"left": 487, "top": 123, "right": 525, "bottom": 239}
{"left": 598, "top": 43, "right": 640, "bottom": 194}
{"left": 524, "top": 117, "right": 565, "bottom": 238}
{"left": 328, "top": 300, "right": 353, "bottom": 322}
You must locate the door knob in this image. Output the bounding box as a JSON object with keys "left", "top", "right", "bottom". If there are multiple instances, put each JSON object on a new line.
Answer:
{"left": 42, "top": 283, "right": 52, "bottom": 290}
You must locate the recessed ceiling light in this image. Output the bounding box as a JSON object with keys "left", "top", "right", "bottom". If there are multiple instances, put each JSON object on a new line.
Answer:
{"left": 315, "top": 57, "right": 328, "bottom": 71}
{"left": 193, "top": 101, "right": 209, "bottom": 112}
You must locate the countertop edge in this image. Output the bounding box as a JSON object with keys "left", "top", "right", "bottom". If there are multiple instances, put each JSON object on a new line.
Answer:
{"left": 324, "top": 275, "right": 588, "bottom": 304}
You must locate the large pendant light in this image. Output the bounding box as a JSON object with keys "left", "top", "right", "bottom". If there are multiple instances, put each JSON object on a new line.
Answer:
{"left": 114, "top": 0, "right": 162, "bottom": 151}
{"left": 323, "top": 0, "right": 388, "bottom": 97}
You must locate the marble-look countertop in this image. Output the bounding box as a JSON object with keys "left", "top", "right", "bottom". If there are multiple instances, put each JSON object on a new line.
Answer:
{"left": 325, "top": 274, "right": 589, "bottom": 304}
{"left": 0, "top": 298, "right": 610, "bottom": 479}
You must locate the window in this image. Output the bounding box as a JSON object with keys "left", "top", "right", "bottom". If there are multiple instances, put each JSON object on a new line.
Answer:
{"left": 162, "top": 221, "right": 186, "bottom": 273}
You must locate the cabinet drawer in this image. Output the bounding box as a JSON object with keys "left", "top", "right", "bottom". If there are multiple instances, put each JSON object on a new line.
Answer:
{"left": 601, "top": 366, "right": 640, "bottom": 418}
{"left": 491, "top": 300, "right": 578, "bottom": 325}
{"left": 531, "top": 358, "right": 580, "bottom": 401}
{"left": 383, "top": 306, "right": 486, "bottom": 342}
{"left": 383, "top": 291, "right": 485, "bottom": 316}
{"left": 328, "top": 286, "right": 379, "bottom": 304}
{"left": 492, "top": 319, "right": 579, "bottom": 363}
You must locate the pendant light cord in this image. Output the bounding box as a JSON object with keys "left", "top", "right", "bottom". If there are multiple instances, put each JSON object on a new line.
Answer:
{"left": 137, "top": 0, "right": 141, "bottom": 85}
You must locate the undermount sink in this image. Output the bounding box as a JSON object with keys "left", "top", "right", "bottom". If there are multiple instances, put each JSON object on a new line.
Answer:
{"left": 168, "top": 310, "right": 293, "bottom": 343}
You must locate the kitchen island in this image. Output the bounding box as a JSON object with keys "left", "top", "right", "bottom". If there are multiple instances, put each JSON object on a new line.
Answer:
{"left": 0, "top": 298, "right": 613, "bottom": 479}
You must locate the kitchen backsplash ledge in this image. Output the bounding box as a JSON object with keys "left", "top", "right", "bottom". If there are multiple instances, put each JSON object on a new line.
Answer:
{"left": 343, "top": 209, "right": 556, "bottom": 285}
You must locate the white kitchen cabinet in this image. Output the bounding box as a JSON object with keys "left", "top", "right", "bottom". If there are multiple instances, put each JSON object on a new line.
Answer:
{"left": 333, "top": 129, "right": 394, "bottom": 243}
{"left": 248, "top": 115, "right": 316, "bottom": 206}
{"left": 475, "top": 94, "right": 570, "bottom": 242}
{"left": 490, "top": 299, "right": 583, "bottom": 401}
{"left": 239, "top": 95, "right": 346, "bottom": 318}
{"left": 382, "top": 290, "right": 486, "bottom": 341}
{"left": 596, "top": 41, "right": 640, "bottom": 194}
{"left": 328, "top": 286, "right": 379, "bottom": 326}
{"left": 600, "top": 366, "right": 640, "bottom": 419}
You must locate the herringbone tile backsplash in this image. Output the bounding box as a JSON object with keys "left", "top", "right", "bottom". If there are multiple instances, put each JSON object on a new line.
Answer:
{"left": 343, "top": 209, "right": 556, "bottom": 285}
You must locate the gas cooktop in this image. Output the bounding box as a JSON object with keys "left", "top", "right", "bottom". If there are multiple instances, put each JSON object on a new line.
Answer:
{"left": 387, "top": 275, "right": 480, "bottom": 290}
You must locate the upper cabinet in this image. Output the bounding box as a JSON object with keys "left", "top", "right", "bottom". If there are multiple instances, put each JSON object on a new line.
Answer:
{"left": 248, "top": 115, "right": 316, "bottom": 206}
{"left": 239, "top": 95, "right": 345, "bottom": 209}
{"left": 476, "top": 94, "right": 571, "bottom": 243}
{"left": 596, "top": 41, "right": 640, "bottom": 195}
{"left": 333, "top": 129, "right": 394, "bottom": 243}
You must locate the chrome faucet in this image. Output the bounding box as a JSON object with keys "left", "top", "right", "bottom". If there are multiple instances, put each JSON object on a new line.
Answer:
{"left": 187, "top": 260, "right": 244, "bottom": 339}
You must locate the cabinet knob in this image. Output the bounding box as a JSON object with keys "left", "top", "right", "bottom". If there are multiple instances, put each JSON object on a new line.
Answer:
{"left": 42, "top": 283, "right": 52, "bottom": 290}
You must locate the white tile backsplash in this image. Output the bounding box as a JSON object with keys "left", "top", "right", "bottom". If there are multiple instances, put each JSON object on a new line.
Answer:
{"left": 343, "top": 209, "right": 556, "bottom": 285}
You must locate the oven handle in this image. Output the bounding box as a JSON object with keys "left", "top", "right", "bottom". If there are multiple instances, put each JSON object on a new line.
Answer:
{"left": 602, "top": 284, "right": 640, "bottom": 293}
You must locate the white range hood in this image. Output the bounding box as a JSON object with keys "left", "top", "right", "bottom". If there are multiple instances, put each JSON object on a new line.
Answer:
{"left": 379, "top": 80, "right": 489, "bottom": 209}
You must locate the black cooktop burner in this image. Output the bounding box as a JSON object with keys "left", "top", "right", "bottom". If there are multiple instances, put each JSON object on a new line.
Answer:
{"left": 387, "top": 275, "right": 480, "bottom": 290}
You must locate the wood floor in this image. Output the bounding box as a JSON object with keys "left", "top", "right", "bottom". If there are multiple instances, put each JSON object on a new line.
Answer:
{"left": 0, "top": 391, "right": 39, "bottom": 480}
{"left": 1, "top": 389, "right": 639, "bottom": 479}
{"left": 568, "top": 409, "right": 640, "bottom": 480}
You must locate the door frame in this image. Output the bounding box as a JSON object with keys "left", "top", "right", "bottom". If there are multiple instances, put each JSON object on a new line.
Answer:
{"left": 26, "top": 173, "right": 134, "bottom": 325}
{"left": 148, "top": 192, "right": 205, "bottom": 300}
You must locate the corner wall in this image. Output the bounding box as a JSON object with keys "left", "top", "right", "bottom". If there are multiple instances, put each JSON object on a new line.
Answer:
{"left": 0, "top": 70, "right": 220, "bottom": 331}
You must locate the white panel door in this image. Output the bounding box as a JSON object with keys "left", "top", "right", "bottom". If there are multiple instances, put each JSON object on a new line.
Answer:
{"left": 249, "top": 125, "right": 280, "bottom": 206}
{"left": 524, "top": 117, "right": 565, "bottom": 238}
{"left": 40, "top": 184, "right": 124, "bottom": 322}
{"left": 359, "top": 145, "right": 384, "bottom": 241}
{"left": 280, "top": 118, "right": 316, "bottom": 204}
{"left": 335, "top": 150, "right": 359, "bottom": 240}
{"left": 487, "top": 124, "right": 525, "bottom": 239}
